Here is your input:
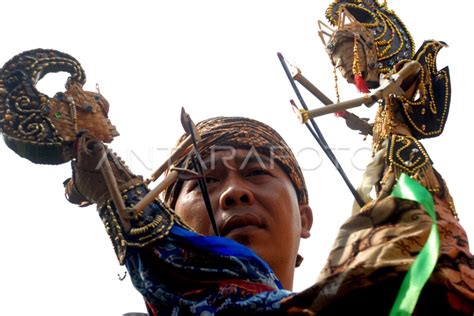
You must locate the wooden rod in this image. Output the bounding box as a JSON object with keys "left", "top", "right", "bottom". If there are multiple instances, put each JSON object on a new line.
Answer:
{"left": 300, "top": 94, "right": 377, "bottom": 122}
{"left": 134, "top": 170, "right": 179, "bottom": 213}
{"left": 149, "top": 135, "right": 192, "bottom": 182}
{"left": 93, "top": 142, "right": 131, "bottom": 231}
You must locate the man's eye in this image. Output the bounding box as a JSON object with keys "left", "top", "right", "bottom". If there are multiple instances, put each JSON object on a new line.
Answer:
{"left": 189, "top": 176, "right": 219, "bottom": 191}
{"left": 246, "top": 169, "right": 271, "bottom": 177}
{"left": 204, "top": 176, "right": 219, "bottom": 184}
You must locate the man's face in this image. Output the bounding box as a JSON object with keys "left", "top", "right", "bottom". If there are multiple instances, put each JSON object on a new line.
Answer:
{"left": 174, "top": 148, "right": 312, "bottom": 286}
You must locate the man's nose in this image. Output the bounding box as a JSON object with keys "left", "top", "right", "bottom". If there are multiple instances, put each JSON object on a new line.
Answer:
{"left": 218, "top": 178, "right": 255, "bottom": 209}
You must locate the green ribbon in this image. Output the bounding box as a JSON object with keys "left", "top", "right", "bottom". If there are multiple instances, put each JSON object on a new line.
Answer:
{"left": 389, "top": 173, "right": 440, "bottom": 316}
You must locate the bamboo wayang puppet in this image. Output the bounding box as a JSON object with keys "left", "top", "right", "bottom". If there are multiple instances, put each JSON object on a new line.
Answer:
{"left": 279, "top": 0, "right": 474, "bottom": 315}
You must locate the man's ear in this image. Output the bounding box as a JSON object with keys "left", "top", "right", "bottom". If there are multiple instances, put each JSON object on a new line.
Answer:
{"left": 299, "top": 204, "right": 313, "bottom": 239}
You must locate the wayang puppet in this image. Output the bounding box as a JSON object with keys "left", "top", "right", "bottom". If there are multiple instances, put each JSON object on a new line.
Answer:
{"left": 284, "top": 0, "right": 473, "bottom": 314}
{"left": 0, "top": 1, "right": 473, "bottom": 315}
{"left": 0, "top": 49, "right": 296, "bottom": 314}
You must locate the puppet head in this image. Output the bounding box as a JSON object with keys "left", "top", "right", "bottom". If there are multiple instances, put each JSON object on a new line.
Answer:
{"left": 319, "top": 0, "right": 415, "bottom": 90}
{"left": 0, "top": 49, "right": 118, "bottom": 164}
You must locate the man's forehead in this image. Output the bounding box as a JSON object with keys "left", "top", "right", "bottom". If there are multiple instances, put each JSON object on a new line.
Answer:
{"left": 202, "top": 147, "right": 277, "bottom": 170}
{"left": 164, "top": 116, "right": 309, "bottom": 206}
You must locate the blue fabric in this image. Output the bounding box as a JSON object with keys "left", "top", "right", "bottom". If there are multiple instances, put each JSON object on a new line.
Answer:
{"left": 171, "top": 225, "right": 283, "bottom": 287}
{"left": 123, "top": 194, "right": 292, "bottom": 315}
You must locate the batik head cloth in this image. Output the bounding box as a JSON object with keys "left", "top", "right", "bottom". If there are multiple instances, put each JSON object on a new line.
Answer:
{"left": 164, "top": 116, "right": 308, "bottom": 207}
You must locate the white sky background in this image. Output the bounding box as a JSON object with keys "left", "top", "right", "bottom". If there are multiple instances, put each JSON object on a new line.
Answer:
{"left": 0, "top": 1, "right": 472, "bottom": 315}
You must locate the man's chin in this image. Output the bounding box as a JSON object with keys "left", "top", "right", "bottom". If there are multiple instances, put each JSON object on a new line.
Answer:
{"left": 226, "top": 226, "right": 265, "bottom": 248}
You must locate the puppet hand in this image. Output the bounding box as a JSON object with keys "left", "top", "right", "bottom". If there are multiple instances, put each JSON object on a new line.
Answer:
{"left": 64, "top": 133, "right": 143, "bottom": 207}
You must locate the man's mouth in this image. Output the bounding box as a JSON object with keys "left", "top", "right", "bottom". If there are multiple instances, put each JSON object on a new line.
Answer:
{"left": 220, "top": 213, "right": 264, "bottom": 236}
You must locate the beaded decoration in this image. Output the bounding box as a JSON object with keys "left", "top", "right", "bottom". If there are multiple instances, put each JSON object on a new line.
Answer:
{"left": 396, "top": 41, "right": 451, "bottom": 139}
{"left": 319, "top": 8, "right": 379, "bottom": 89}
{"left": 352, "top": 36, "right": 370, "bottom": 93}
{"left": 100, "top": 184, "right": 176, "bottom": 264}
{"left": 0, "top": 49, "right": 118, "bottom": 164}
{"left": 387, "top": 135, "right": 431, "bottom": 175}
{"left": 386, "top": 134, "right": 441, "bottom": 193}
{"left": 325, "top": 0, "right": 415, "bottom": 74}
{"left": 324, "top": 1, "right": 451, "bottom": 140}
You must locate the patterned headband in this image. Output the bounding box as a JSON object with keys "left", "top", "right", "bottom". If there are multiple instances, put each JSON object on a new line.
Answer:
{"left": 164, "top": 116, "right": 308, "bottom": 207}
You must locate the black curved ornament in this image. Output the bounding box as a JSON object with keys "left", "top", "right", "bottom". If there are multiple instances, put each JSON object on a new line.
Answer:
{"left": 0, "top": 49, "right": 86, "bottom": 164}
{"left": 325, "top": 0, "right": 416, "bottom": 73}
{"left": 0, "top": 49, "right": 117, "bottom": 164}
{"left": 398, "top": 40, "right": 451, "bottom": 139}
{"left": 387, "top": 135, "right": 432, "bottom": 176}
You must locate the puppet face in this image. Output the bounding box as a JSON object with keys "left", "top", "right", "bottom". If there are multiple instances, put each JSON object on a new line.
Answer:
{"left": 326, "top": 24, "right": 380, "bottom": 89}
{"left": 174, "top": 148, "right": 312, "bottom": 288}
